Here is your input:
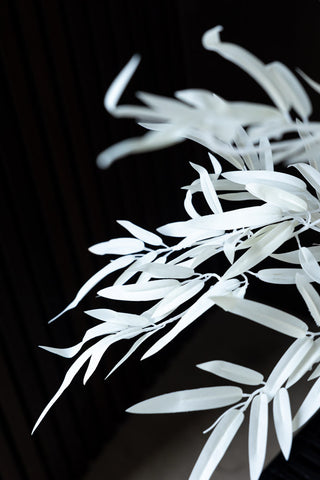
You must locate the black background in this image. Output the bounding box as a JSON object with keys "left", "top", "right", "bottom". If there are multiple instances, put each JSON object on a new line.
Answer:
{"left": 2, "top": 1, "right": 320, "bottom": 479}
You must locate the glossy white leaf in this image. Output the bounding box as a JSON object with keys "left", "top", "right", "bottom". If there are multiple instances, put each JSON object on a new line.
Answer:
{"left": 292, "top": 377, "right": 320, "bottom": 431}
{"left": 158, "top": 204, "right": 283, "bottom": 237}
{"left": 127, "top": 386, "right": 243, "bottom": 414}
{"left": 104, "top": 54, "right": 141, "bottom": 113}
{"left": 202, "top": 26, "right": 288, "bottom": 113}
{"left": 296, "top": 272, "right": 320, "bottom": 326}
{"left": 117, "top": 220, "right": 163, "bottom": 246}
{"left": 184, "top": 189, "right": 200, "bottom": 218}
{"left": 286, "top": 338, "right": 320, "bottom": 387}
{"left": 308, "top": 362, "right": 320, "bottom": 381}
{"left": 223, "top": 170, "right": 306, "bottom": 191}
{"left": 142, "top": 291, "right": 215, "bottom": 360}
{"left": 89, "top": 238, "right": 144, "bottom": 255}
{"left": 197, "top": 360, "right": 264, "bottom": 385}
{"left": 39, "top": 342, "right": 83, "bottom": 359}
{"left": 223, "top": 221, "right": 295, "bottom": 281}
{"left": 98, "top": 279, "right": 179, "bottom": 301}
{"left": 133, "top": 263, "right": 195, "bottom": 279}
{"left": 246, "top": 183, "right": 307, "bottom": 212}
{"left": 257, "top": 268, "right": 305, "bottom": 284}
{"left": 213, "top": 295, "right": 308, "bottom": 339}
{"left": 190, "top": 162, "right": 222, "bottom": 214}
{"left": 271, "top": 245, "right": 320, "bottom": 264}
{"left": 266, "top": 61, "right": 311, "bottom": 119}
{"left": 189, "top": 409, "right": 244, "bottom": 480}
{"left": 208, "top": 152, "right": 222, "bottom": 176}
{"left": 219, "top": 192, "right": 256, "bottom": 201}
{"left": 84, "top": 309, "right": 149, "bottom": 327}
{"left": 113, "top": 251, "right": 158, "bottom": 286}
{"left": 273, "top": 388, "right": 292, "bottom": 460}
{"left": 299, "top": 246, "right": 320, "bottom": 283}
{"left": 291, "top": 162, "right": 320, "bottom": 195}
{"left": 49, "top": 255, "right": 135, "bottom": 323}
{"left": 264, "top": 337, "right": 312, "bottom": 399}
{"left": 249, "top": 393, "right": 268, "bottom": 480}
{"left": 152, "top": 279, "right": 205, "bottom": 319}
{"left": 259, "top": 137, "right": 273, "bottom": 171}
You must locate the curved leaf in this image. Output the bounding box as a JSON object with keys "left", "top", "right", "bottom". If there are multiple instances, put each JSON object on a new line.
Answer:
{"left": 249, "top": 393, "right": 268, "bottom": 480}
{"left": 197, "top": 360, "right": 264, "bottom": 385}
{"left": 98, "top": 279, "right": 180, "bottom": 301}
{"left": 293, "top": 377, "right": 320, "bottom": 431}
{"left": 273, "top": 388, "right": 292, "bottom": 460}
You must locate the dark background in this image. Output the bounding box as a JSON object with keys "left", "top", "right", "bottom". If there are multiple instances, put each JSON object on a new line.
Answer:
{"left": 2, "top": 1, "right": 320, "bottom": 479}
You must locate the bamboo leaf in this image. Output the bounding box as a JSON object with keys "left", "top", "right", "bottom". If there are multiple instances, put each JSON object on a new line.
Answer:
{"left": 264, "top": 337, "right": 313, "bottom": 399}
{"left": 223, "top": 170, "right": 306, "bottom": 191}
{"left": 296, "top": 272, "right": 320, "bottom": 326}
{"left": 98, "top": 279, "right": 180, "bottom": 301}
{"left": 291, "top": 163, "right": 320, "bottom": 195}
{"left": 286, "top": 338, "right": 320, "bottom": 387}
{"left": 249, "top": 393, "right": 268, "bottom": 480}
{"left": 246, "top": 183, "right": 307, "bottom": 213}
{"left": 189, "top": 409, "right": 244, "bottom": 480}
{"left": 190, "top": 162, "right": 222, "bottom": 214}
{"left": 127, "top": 386, "right": 243, "bottom": 414}
{"left": 49, "top": 255, "right": 136, "bottom": 323}
{"left": 213, "top": 295, "right": 308, "bottom": 339}
{"left": 197, "top": 360, "right": 264, "bottom": 385}
{"left": 117, "top": 220, "right": 164, "bottom": 246}
{"left": 299, "top": 246, "right": 320, "bottom": 283}
{"left": 257, "top": 268, "right": 305, "bottom": 284}
{"left": 84, "top": 309, "right": 149, "bottom": 327}
{"left": 273, "top": 388, "right": 292, "bottom": 460}
{"left": 223, "top": 221, "right": 295, "bottom": 280}
{"left": 292, "top": 377, "right": 320, "bottom": 431}
{"left": 89, "top": 238, "right": 144, "bottom": 255}
{"left": 271, "top": 245, "right": 320, "bottom": 264}
{"left": 133, "top": 263, "right": 195, "bottom": 279}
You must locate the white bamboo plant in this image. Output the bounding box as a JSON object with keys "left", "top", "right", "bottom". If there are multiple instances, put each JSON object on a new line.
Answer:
{"left": 33, "top": 26, "right": 320, "bottom": 480}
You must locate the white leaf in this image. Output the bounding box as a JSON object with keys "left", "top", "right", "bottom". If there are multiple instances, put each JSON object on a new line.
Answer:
{"left": 190, "top": 162, "right": 222, "bottom": 214}
{"left": 202, "top": 26, "right": 288, "bottom": 113}
{"left": 49, "top": 255, "right": 135, "bottom": 323}
{"left": 223, "top": 221, "right": 295, "bottom": 281}
{"left": 104, "top": 54, "right": 141, "bottom": 113}
{"left": 308, "top": 362, "right": 320, "bottom": 381}
{"left": 208, "top": 152, "right": 222, "bottom": 176}
{"left": 133, "top": 263, "right": 195, "bottom": 279}
{"left": 158, "top": 204, "right": 283, "bottom": 237}
{"left": 296, "top": 272, "right": 320, "bottom": 326}
{"left": 197, "top": 360, "right": 264, "bottom": 385}
{"left": 246, "top": 183, "right": 307, "bottom": 213}
{"left": 114, "top": 251, "right": 158, "bottom": 286}
{"left": 88, "top": 238, "right": 144, "bottom": 255}
{"left": 297, "top": 69, "right": 320, "bottom": 95}
{"left": 39, "top": 342, "right": 83, "bottom": 359}
{"left": 219, "top": 192, "right": 256, "bottom": 202}
{"left": 286, "top": 338, "right": 320, "bottom": 387}
{"left": 259, "top": 137, "right": 273, "bottom": 171}
{"left": 223, "top": 170, "right": 306, "bottom": 191}
{"left": 257, "top": 268, "right": 305, "bottom": 284}
{"left": 152, "top": 279, "right": 205, "bottom": 319}
{"left": 249, "top": 393, "right": 268, "bottom": 480}
{"left": 142, "top": 291, "right": 215, "bottom": 360}
{"left": 264, "top": 337, "right": 313, "bottom": 399}
{"left": 266, "top": 61, "right": 311, "bottom": 119}
{"left": 84, "top": 309, "right": 149, "bottom": 327}
{"left": 189, "top": 409, "right": 244, "bottom": 480}
{"left": 213, "top": 295, "right": 308, "bottom": 339}
{"left": 292, "top": 377, "right": 320, "bottom": 431}
{"left": 271, "top": 245, "right": 320, "bottom": 264}
{"left": 292, "top": 162, "right": 320, "bottom": 195}
{"left": 184, "top": 189, "right": 200, "bottom": 218}
{"left": 98, "top": 279, "right": 179, "bottom": 301}
{"left": 299, "top": 246, "right": 320, "bottom": 283}
{"left": 117, "top": 219, "right": 163, "bottom": 246}
{"left": 127, "top": 386, "right": 243, "bottom": 414}
{"left": 273, "top": 388, "right": 292, "bottom": 460}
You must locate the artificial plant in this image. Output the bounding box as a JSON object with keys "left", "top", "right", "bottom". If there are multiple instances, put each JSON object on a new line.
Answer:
{"left": 33, "top": 26, "right": 320, "bottom": 480}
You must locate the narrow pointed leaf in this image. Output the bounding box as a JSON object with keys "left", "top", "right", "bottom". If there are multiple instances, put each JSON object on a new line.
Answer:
{"left": 257, "top": 268, "right": 305, "bottom": 284}
{"left": 49, "top": 255, "right": 135, "bottom": 323}
{"left": 292, "top": 377, "right": 320, "bottom": 431}
{"left": 259, "top": 137, "right": 273, "bottom": 171}
{"left": 117, "top": 220, "right": 163, "bottom": 246}
{"left": 126, "top": 386, "right": 243, "bottom": 414}
{"left": 223, "top": 221, "right": 295, "bottom": 281}
{"left": 189, "top": 409, "right": 244, "bottom": 480}
{"left": 85, "top": 308, "right": 149, "bottom": 327}
{"left": 249, "top": 393, "right": 268, "bottom": 480}
{"left": 39, "top": 342, "right": 83, "bottom": 359}
{"left": 142, "top": 291, "right": 215, "bottom": 359}
{"left": 264, "top": 337, "right": 312, "bottom": 399}
{"left": 246, "top": 183, "right": 307, "bottom": 213}
{"left": 271, "top": 245, "right": 320, "bottom": 264}
{"left": 223, "top": 170, "right": 306, "bottom": 191}
{"left": 197, "top": 360, "right": 263, "bottom": 385}
{"left": 133, "top": 263, "right": 195, "bottom": 279}
{"left": 273, "top": 388, "right": 292, "bottom": 460}
{"left": 184, "top": 190, "right": 200, "bottom": 218}
{"left": 219, "top": 192, "right": 256, "bottom": 201}
{"left": 113, "top": 251, "right": 158, "bottom": 286}
{"left": 89, "top": 238, "right": 144, "bottom": 255}
{"left": 152, "top": 279, "right": 205, "bottom": 319}
{"left": 296, "top": 272, "right": 320, "bottom": 326}
{"left": 213, "top": 295, "right": 308, "bottom": 339}
{"left": 299, "top": 246, "right": 320, "bottom": 283}
{"left": 286, "top": 338, "right": 320, "bottom": 387}
{"left": 291, "top": 163, "right": 320, "bottom": 195}
{"left": 98, "top": 279, "right": 180, "bottom": 301}
{"left": 308, "top": 363, "right": 320, "bottom": 381}
{"left": 190, "top": 162, "right": 222, "bottom": 214}
{"left": 208, "top": 153, "right": 222, "bottom": 176}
